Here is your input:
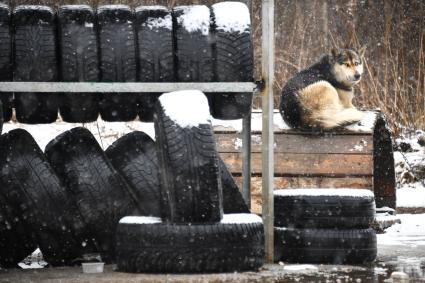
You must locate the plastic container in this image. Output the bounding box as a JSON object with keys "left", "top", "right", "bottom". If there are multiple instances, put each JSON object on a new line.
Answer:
{"left": 82, "top": 262, "right": 105, "bottom": 273}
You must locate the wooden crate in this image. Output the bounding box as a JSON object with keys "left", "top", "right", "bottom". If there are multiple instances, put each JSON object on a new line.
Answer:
{"left": 215, "top": 111, "right": 396, "bottom": 214}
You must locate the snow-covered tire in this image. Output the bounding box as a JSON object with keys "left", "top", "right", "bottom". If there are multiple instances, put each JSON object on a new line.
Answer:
{"left": 0, "top": 5, "right": 12, "bottom": 122}
{"left": 97, "top": 5, "right": 138, "bottom": 122}
{"left": 0, "top": 129, "right": 87, "bottom": 266}
{"left": 274, "top": 189, "right": 376, "bottom": 229}
{"left": 210, "top": 2, "right": 253, "bottom": 120}
{"left": 45, "top": 127, "right": 141, "bottom": 260}
{"left": 105, "top": 131, "right": 161, "bottom": 217}
{"left": 173, "top": 6, "right": 214, "bottom": 97}
{"left": 0, "top": 188, "right": 36, "bottom": 268}
{"left": 135, "top": 6, "right": 174, "bottom": 122}
{"left": 274, "top": 227, "right": 377, "bottom": 264}
{"left": 116, "top": 214, "right": 264, "bottom": 273}
{"left": 219, "top": 158, "right": 250, "bottom": 213}
{"left": 58, "top": 5, "right": 99, "bottom": 123}
{"left": 154, "top": 91, "right": 222, "bottom": 223}
{"left": 13, "top": 6, "right": 58, "bottom": 124}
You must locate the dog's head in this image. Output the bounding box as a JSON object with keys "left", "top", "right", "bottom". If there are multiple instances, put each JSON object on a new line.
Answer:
{"left": 330, "top": 47, "right": 365, "bottom": 87}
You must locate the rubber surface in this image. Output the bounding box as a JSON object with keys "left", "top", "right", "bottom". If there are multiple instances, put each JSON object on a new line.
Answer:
{"left": 219, "top": 158, "right": 250, "bottom": 214}
{"left": 58, "top": 5, "right": 99, "bottom": 122}
{"left": 98, "top": 6, "right": 138, "bottom": 121}
{"left": 105, "top": 131, "right": 161, "bottom": 217}
{"left": 210, "top": 4, "right": 253, "bottom": 119}
{"left": 0, "top": 5, "right": 12, "bottom": 121}
{"left": 13, "top": 6, "right": 59, "bottom": 124}
{"left": 154, "top": 99, "right": 223, "bottom": 223}
{"left": 116, "top": 218, "right": 264, "bottom": 273}
{"left": 274, "top": 193, "right": 376, "bottom": 229}
{"left": 0, "top": 129, "right": 86, "bottom": 266}
{"left": 45, "top": 127, "right": 141, "bottom": 261}
{"left": 274, "top": 227, "right": 377, "bottom": 264}
{"left": 135, "top": 6, "right": 174, "bottom": 122}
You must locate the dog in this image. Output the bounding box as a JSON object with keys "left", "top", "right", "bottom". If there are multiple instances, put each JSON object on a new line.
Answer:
{"left": 279, "top": 47, "right": 366, "bottom": 130}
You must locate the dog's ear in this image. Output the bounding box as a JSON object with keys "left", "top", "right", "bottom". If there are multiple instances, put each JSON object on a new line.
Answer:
{"left": 331, "top": 48, "right": 338, "bottom": 58}
{"left": 358, "top": 45, "right": 366, "bottom": 57}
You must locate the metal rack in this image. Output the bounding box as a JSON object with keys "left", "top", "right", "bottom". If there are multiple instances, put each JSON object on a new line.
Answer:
{"left": 0, "top": 0, "right": 275, "bottom": 263}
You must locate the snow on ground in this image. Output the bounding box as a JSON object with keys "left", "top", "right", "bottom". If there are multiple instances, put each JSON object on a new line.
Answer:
{"left": 119, "top": 216, "right": 162, "bottom": 224}
{"left": 212, "top": 2, "right": 250, "bottom": 34}
{"left": 221, "top": 213, "right": 262, "bottom": 224}
{"left": 159, "top": 90, "right": 211, "bottom": 128}
{"left": 274, "top": 188, "right": 374, "bottom": 198}
{"left": 378, "top": 214, "right": 425, "bottom": 247}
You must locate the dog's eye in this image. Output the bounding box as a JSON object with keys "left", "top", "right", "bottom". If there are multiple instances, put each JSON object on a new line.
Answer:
{"left": 354, "top": 62, "right": 359, "bottom": 66}
{"left": 344, "top": 63, "right": 350, "bottom": 67}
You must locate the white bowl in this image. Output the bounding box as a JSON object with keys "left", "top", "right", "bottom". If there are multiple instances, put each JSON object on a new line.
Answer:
{"left": 82, "top": 262, "right": 104, "bottom": 273}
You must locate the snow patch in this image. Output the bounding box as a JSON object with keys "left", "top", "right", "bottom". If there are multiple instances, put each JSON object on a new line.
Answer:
{"left": 0, "top": 3, "right": 9, "bottom": 10}
{"left": 98, "top": 5, "right": 131, "bottom": 12}
{"left": 274, "top": 188, "right": 375, "bottom": 198}
{"left": 14, "top": 5, "right": 53, "bottom": 13}
{"left": 283, "top": 264, "right": 319, "bottom": 272}
{"left": 345, "top": 111, "right": 377, "bottom": 132}
{"left": 378, "top": 214, "right": 425, "bottom": 247}
{"left": 119, "top": 216, "right": 162, "bottom": 224}
{"left": 175, "top": 5, "right": 210, "bottom": 36}
{"left": 159, "top": 90, "right": 211, "bottom": 128}
{"left": 397, "top": 186, "right": 425, "bottom": 208}
{"left": 212, "top": 2, "right": 250, "bottom": 34}
{"left": 60, "top": 5, "right": 92, "bottom": 11}
{"left": 85, "top": 22, "right": 94, "bottom": 28}
{"left": 221, "top": 213, "right": 263, "bottom": 224}
{"left": 142, "top": 14, "right": 172, "bottom": 30}
{"left": 135, "top": 6, "right": 169, "bottom": 13}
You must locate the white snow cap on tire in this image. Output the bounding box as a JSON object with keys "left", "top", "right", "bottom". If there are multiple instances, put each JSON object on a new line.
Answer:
{"left": 274, "top": 188, "right": 375, "bottom": 198}
{"left": 221, "top": 213, "right": 263, "bottom": 224}
{"left": 137, "top": 6, "right": 172, "bottom": 30}
{"left": 212, "top": 2, "right": 251, "bottom": 34}
{"left": 119, "top": 216, "right": 162, "bottom": 224}
{"left": 175, "top": 5, "right": 210, "bottom": 35}
{"left": 159, "top": 90, "right": 211, "bottom": 128}
{"left": 14, "top": 5, "right": 53, "bottom": 13}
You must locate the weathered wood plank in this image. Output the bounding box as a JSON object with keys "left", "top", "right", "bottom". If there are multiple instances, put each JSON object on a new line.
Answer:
{"left": 215, "top": 133, "right": 373, "bottom": 154}
{"left": 220, "top": 152, "right": 373, "bottom": 176}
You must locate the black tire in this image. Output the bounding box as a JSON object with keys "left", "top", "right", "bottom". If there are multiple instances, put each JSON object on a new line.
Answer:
{"left": 173, "top": 5, "right": 214, "bottom": 109}
{"left": 105, "top": 131, "right": 161, "bottom": 217}
{"left": 0, "top": 129, "right": 87, "bottom": 266}
{"left": 0, "top": 4, "right": 12, "bottom": 121}
{"left": 154, "top": 92, "right": 223, "bottom": 223}
{"left": 13, "top": 5, "right": 58, "bottom": 124}
{"left": 135, "top": 6, "right": 174, "bottom": 122}
{"left": 0, "top": 184, "right": 36, "bottom": 268}
{"left": 97, "top": 5, "right": 138, "bottom": 122}
{"left": 58, "top": 5, "right": 99, "bottom": 123}
{"left": 210, "top": 2, "right": 253, "bottom": 120}
{"left": 219, "top": 158, "right": 250, "bottom": 213}
{"left": 274, "top": 189, "right": 376, "bottom": 229}
{"left": 116, "top": 214, "right": 264, "bottom": 273}
{"left": 45, "top": 127, "right": 141, "bottom": 260}
{"left": 274, "top": 227, "right": 377, "bottom": 264}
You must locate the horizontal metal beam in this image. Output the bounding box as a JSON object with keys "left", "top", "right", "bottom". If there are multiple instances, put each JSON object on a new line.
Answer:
{"left": 0, "top": 82, "right": 257, "bottom": 93}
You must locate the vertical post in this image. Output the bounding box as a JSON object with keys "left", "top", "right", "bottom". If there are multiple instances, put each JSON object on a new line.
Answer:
{"left": 261, "top": 0, "right": 275, "bottom": 263}
{"left": 242, "top": 111, "right": 252, "bottom": 208}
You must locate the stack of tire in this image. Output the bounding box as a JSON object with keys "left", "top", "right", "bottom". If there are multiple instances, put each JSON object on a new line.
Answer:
{"left": 0, "top": 3, "right": 253, "bottom": 124}
{"left": 274, "top": 189, "right": 377, "bottom": 264}
{"left": 115, "top": 90, "right": 264, "bottom": 273}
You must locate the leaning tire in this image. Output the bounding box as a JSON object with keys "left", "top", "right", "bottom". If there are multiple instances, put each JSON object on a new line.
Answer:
{"left": 58, "top": 5, "right": 99, "bottom": 123}
{"left": 0, "top": 129, "right": 87, "bottom": 266}
{"left": 274, "top": 227, "right": 377, "bottom": 264}
{"left": 45, "top": 127, "right": 141, "bottom": 260}
{"left": 219, "top": 157, "right": 250, "bottom": 214}
{"left": 173, "top": 5, "right": 213, "bottom": 109}
{"left": 13, "top": 5, "right": 58, "bottom": 124}
{"left": 154, "top": 91, "right": 222, "bottom": 223}
{"left": 0, "top": 183, "right": 36, "bottom": 268}
{"left": 105, "top": 131, "right": 161, "bottom": 217}
{"left": 210, "top": 2, "right": 253, "bottom": 119}
{"left": 97, "top": 5, "right": 138, "bottom": 122}
{"left": 116, "top": 214, "right": 264, "bottom": 273}
{"left": 274, "top": 189, "right": 376, "bottom": 229}
{"left": 0, "top": 4, "right": 13, "bottom": 121}
{"left": 135, "top": 6, "right": 174, "bottom": 122}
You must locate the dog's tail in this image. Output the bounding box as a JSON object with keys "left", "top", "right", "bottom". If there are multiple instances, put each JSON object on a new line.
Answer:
{"left": 313, "top": 108, "right": 365, "bottom": 129}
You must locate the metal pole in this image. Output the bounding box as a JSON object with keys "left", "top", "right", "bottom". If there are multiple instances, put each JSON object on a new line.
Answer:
{"left": 242, "top": 111, "right": 252, "bottom": 209}
{"left": 261, "top": 0, "right": 275, "bottom": 263}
